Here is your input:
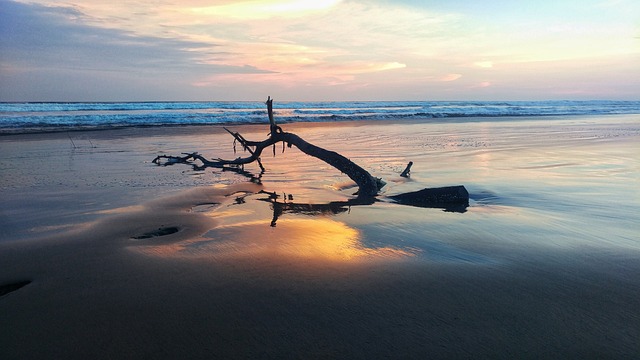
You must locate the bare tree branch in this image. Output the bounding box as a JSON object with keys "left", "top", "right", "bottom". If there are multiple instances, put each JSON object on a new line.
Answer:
{"left": 153, "top": 97, "right": 469, "bottom": 207}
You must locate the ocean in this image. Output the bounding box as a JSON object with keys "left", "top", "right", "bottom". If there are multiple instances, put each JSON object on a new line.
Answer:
{"left": 1, "top": 100, "right": 639, "bottom": 134}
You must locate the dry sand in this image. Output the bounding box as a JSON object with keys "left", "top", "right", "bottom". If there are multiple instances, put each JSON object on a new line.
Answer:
{"left": 1, "top": 119, "right": 639, "bottom": 359}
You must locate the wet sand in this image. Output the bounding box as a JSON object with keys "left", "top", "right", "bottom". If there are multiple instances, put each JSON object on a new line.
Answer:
{"left": 1, "top": 117, "right": 639, "bottom": 359}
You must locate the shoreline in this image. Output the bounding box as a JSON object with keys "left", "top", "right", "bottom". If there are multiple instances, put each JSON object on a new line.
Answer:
{"left": 2, "top": 112, "right": 637, "bottom": 137}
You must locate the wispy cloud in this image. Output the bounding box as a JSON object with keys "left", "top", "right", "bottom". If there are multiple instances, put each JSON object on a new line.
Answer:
{"left": 2, "top": 0, "right": 639, "bottom": 100}
{"left": 0, "top": 0, "right": 271, "bottom": 74}
{"left": 187, "top": 0, "right": 343, "bottom": 20}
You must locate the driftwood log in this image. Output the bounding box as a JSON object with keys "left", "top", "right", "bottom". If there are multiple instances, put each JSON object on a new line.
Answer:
{"left": 154, "top": 97, "right": 469, "bottom": 210}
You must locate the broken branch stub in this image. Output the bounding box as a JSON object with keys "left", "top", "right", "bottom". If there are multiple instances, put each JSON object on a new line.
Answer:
{"left": 400, "top": 161, "right": 413, "bottom": 178}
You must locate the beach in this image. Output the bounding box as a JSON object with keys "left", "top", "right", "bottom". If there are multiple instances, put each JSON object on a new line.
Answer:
{"left": 1, "top": 115, "right": 639, "bottom": 358}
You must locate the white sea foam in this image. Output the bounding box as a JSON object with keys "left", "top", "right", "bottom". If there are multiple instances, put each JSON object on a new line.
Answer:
{"left": 1, "top": 100, "right": 639, "bottom": 134}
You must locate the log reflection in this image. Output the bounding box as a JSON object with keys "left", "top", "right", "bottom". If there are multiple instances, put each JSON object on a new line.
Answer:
{"left": 258, "top": 189, "right": 467, "bottom": 227}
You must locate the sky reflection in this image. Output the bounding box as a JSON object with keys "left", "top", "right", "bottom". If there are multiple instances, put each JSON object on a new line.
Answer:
{"left": 137, "top": 217, "right": 416, "bottom": 262}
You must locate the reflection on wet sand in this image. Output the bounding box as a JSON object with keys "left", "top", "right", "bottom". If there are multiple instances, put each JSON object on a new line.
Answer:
{"left": 256, "top": 189, "right": 467, "bottom": 228}
{"left": 137, "top": 215, "right": 415, "bottom": 262}
{"left": 129, "top": 186, "right": 418, "bottom": 261}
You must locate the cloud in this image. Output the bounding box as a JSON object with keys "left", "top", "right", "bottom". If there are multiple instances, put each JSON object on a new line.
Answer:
{"left": 2, "top": 0, "right": 639, "bottom": 101}
{"left": 439, "top": 73, "right": 462, "bottom": 82}
{"left": 473, "top": 61, "right": 493, "bottom": 68}
{"left": 2, "top": 2, "right": 273, "bottom": 100}
{"left": 187, "top": 0, "right": 343, "bottom": 20}
{"left": 0, "top": 1, "right": 277, "bottom": 74}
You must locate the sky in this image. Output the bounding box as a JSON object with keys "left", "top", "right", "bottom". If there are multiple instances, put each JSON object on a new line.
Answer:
{"left": 0, "top": 0, "right": 638, "bottom": 101}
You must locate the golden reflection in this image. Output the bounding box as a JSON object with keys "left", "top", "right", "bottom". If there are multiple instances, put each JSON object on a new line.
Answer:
{"left": 137, "top": 218, "right": 415, "bottom": 262}
{"left": 200, "top": 207, "right": 255, "bottom": 221}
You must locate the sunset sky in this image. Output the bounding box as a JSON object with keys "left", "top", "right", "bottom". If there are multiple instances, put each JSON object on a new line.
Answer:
{"left": 1, "top": 0, "right": 638, "bottom": 101}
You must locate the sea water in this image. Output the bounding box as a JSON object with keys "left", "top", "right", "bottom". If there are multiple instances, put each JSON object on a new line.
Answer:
{"left": 1, "top": 100, "right": 639, "bottom": 134}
